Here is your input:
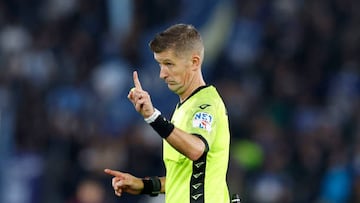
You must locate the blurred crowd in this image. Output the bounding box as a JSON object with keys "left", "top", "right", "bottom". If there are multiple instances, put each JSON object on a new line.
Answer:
{"left": 0, "top": 0, "right": 360, "bottom": 203}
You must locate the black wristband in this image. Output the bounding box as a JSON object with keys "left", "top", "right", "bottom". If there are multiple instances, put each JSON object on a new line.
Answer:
{"left": 141, "top": 176, "right": 161, "bottom": 196}
{"left": 149, "top": 115, "right": 175, "bottom": 139}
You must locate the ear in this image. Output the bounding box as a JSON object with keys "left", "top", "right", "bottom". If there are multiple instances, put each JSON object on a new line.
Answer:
{"left": 191, "top": 54, "right": 201, "bottom": 70}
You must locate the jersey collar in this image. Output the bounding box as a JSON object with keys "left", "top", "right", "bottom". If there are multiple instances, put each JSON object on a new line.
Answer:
{"left": 177, "top": 85, "right": 210, "bottom": 108}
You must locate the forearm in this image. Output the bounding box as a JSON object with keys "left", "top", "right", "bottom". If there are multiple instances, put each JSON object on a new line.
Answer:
{"left": 145, "top": 109, "right": 206, "bottom": 161}
{"left": 159, "top": 176, "right": 166, "bottom": 193}
{"left": 165, "top": 127, "right": 206, "bottom": 161}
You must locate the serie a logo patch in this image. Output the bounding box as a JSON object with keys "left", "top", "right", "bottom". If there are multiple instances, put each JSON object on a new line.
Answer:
{"left": 192, "top": 112, "right": 213, "bottom": 132}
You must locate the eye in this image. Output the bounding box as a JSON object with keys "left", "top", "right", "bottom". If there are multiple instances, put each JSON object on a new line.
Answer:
{"left": 159, "top": 62, "right": 174, "bottom": 68}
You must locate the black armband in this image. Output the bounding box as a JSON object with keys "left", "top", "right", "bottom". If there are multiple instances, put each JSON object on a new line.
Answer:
{"left": 141, "top": 176, "right": 161, "bottom": 196}
{"left": 149, "top": 115, "right": 175, "bottom": 139}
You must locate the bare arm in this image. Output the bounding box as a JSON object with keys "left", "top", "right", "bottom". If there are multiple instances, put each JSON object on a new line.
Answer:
{"left": 165, "top": 128, "right": 206, "bottom": 161}
{"left": 159, "top": 176, "right": 166, "bottom": 193}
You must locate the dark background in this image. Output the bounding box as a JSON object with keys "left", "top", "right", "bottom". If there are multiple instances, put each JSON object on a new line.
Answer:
{"left": 0, "top": 0, "right": 360, "bottom": 202}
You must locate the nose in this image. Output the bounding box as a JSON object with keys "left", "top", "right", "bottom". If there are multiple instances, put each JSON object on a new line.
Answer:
{"left": 159, "top": 65, "right": 167, "bottom": 80}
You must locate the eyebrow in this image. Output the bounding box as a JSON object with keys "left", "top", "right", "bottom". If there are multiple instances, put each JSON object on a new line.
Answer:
{"left": 156, "top": 58, "right": 174, "bottom": 64}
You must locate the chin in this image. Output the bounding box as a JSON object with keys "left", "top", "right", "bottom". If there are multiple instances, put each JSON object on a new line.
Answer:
{"left": 167, "top": 84, "right": 175, "bottom": 91}
{"left": 167, "top": 84, "right": 180, "bottom": 93}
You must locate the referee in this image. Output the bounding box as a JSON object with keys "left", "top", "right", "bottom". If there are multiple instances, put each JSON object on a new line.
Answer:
{"left": 105, "top": 23, "right": 231, "bottom": 203}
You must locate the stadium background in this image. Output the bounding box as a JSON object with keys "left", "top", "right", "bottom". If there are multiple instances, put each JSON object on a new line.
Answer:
{"left": 0, "top": 0, "right": 360, "bottom": 202}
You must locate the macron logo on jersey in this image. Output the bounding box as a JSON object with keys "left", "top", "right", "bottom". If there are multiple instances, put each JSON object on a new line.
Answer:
{"left": 192, "top": 112, "right": 213, "bottom": 132}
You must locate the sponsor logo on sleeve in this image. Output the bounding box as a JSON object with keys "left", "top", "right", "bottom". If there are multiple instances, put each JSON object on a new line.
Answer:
{"left": 192, "top": 112, "right": 213, "bottom": 132}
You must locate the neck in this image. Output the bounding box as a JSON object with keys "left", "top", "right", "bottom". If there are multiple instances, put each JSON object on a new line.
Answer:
{"left": 179, "top": 73, "right": 205, "bottom": 103}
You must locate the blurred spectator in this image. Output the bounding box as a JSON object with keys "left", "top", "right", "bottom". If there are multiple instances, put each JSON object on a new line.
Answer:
{"left": 66, "top": 178, "right": 106, "bottom": 203}
{"left": 318, "top": 147, "right": 352, "bottom": 203}
{"left": 0, "top": 22, "right": 31, "bottom": 55}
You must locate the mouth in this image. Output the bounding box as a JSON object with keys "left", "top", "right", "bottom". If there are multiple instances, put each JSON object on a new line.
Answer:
{"left": 165, "top": 80, "right": 175, "bottom": 85}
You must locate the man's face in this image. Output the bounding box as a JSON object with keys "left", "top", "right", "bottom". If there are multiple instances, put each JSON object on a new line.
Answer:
{"left": 154, "top": 49, "right": 194, "bottom": 95}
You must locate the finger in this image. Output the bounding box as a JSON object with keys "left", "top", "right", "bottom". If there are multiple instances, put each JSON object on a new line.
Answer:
{"left": 133, "top": 71, "right": 143, "bottom": 90}
{"left": 116, "top": 179, "right": 130, "bottom": 188}
{"left": 112, "top": 177, "right": 122, "bottom": 187}
{"left": 135, "top": 100, "right": 145, "bottom": 112}
{"left": 128, "top": 91, "right": 135, "bottom": 104}
{"left": 104, "top": 169, "right": 125, "bottom": 177}
{"left": 128, "top": 87, "right": 136, "bottom": 96}
{"left": 115, "top": 189, "right": 122, "bottom": 197}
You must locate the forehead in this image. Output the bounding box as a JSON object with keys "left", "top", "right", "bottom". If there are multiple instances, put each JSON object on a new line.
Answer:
{"left": 154, "top": 49, "right": 181, "bottom": 62}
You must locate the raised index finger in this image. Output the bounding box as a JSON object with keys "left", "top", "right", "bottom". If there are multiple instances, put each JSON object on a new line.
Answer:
{"left": 133, "top": 71, "right": 143, "bottom": 90}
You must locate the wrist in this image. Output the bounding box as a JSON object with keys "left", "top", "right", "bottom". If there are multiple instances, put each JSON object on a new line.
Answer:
{"left": 141, "top": 176, "right": 161, "bottom": 196}
{"left": 149, "top": 115, "right": 174, "bottom": 139}
{"left": 144, "top": 108, "right": 174, "bottom": 139}
{"left": 144, "top": 108, "right": 161, "bottom": 123}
